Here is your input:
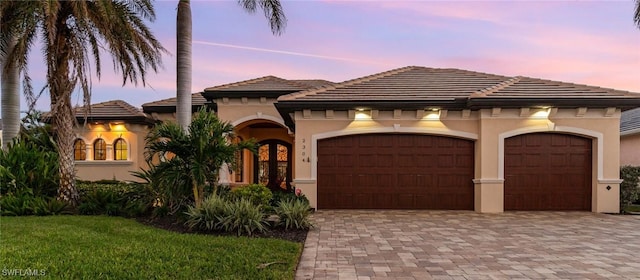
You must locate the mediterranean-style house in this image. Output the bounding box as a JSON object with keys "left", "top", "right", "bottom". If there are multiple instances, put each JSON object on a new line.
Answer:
{"left": 69, "top": 66, "right": 640, "bottom": 213}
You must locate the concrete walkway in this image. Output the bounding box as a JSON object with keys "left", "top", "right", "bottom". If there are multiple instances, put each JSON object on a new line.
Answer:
{"left": 295, "top": 210, "right": 640, "bottom": 279}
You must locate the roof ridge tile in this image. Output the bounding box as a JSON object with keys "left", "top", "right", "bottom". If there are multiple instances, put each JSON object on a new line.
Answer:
{"left": 278, "top": 66, "right": 418, "bottom": 101}
{"left": 473, "top": 76, "right": 520, "bottom": 97}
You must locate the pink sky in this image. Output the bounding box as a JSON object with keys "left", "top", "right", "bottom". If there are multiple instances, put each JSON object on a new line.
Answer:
{"left": 12, "top": 0, "right": 640, "bottom": 111}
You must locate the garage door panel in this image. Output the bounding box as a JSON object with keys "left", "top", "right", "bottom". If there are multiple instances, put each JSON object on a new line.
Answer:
{"left": 505, "top": 133, "right": 591, "bottom": 211}
{"left": 318, "top": 134, "right": 474, "bottom": 209}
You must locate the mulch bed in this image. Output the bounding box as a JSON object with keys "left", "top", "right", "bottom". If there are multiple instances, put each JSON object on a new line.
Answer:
{"left": 136, "top": 215, "right": 308, "bottom": 243}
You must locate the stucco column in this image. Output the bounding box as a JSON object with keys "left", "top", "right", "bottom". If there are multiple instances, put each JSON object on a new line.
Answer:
{"left": 473, "top": 111, "right": 505, "bottom": 213}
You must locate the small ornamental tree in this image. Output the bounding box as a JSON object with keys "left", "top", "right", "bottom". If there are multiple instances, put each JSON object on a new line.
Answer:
{"left": 144, "top": 108, "right": 255, "bottom": 209}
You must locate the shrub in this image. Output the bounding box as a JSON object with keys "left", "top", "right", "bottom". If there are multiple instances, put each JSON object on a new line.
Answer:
{"left": 184, "top": 194, "right": 228, "bottom": 231}
{"left": 31, "top": 197, "right": 71, "bottom": 216}
{"left": 620, "top": 165, "right": 640, "bottom": 212}
{"left": 77, "top": 182, "right": 154, "bottom": 217}
{"left": 219, "top": 198, "right": 268, "bottom": 236}
{"left": 231, "top": 184, "right": 272, "bottom": 206}
{"left": 270, "top": 189, "right": 310, "bottom": 209}
{"left": 0, "top": 141, "right": 59, "bottom": 197}
{"left": 275, "top": 199, "right": 313, "bottom": 230}
{"left": 0, "top": 112, "right": 59, "bottom": 197}
{"left": 0, "top": 192, "right": 35, "bottom": 216}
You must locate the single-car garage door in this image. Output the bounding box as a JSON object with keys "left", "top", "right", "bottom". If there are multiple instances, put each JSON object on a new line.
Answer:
{"left": 317, "top": 134, "right": 474, "bottom": 209}
{"left": 504, "top": 133, "right": 592, "bottom": 211}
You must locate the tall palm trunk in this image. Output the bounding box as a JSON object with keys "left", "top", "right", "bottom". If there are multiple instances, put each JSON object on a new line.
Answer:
{"left": 176, "top": 0, "right": 192, "bottom": 131}
{"left": 1, "top": 37, "right": 19, "bottom": 150}
{"left": 49, "top": 17, "right": 78, "bottom": 205}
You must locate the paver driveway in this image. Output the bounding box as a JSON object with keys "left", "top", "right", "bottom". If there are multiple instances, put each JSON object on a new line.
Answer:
{"left": 295, "top": 211, "right": 640, "bottom": 280}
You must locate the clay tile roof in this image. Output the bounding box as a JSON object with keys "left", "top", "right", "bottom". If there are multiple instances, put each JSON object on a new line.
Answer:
{"left": 204, "top": 76, "right": 313, "bottom": 92}
{"left": 73, "top": 100, "right": 146, "bottom": 118}
{"left": 290, "top": 79, "right": 335, "bottom": 88}
{"left": 621, "top": 107, "right": 640, "bottom": 135}
{"left": 278, "top": 66, "right": 510, "bottom": 101}
{"left": 141, "top": 92, "right": 208, "bottom": 108}
{"left": 480, "top": 76, "right": 632, "bottom": 98}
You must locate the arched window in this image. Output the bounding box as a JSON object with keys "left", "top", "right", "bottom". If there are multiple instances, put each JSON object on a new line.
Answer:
{"left": 73, "top": 139, "right": 86, "bottom": 160}
{"left": 113, "top": 138, "right": 127, "bottom": 160}
{"left": 93, "top": 138, "right": 106, "bottom": 160}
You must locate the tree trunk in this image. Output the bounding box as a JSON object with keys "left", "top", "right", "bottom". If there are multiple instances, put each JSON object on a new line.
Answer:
{"left": 176, "top": 0, "right": 192, "bottom": 131}
{"left": 54, "top": 93, "right": 78, "bottom": 205}
{"left": 49, "top": 20, "right": 79, "bottom": 206}
{"left": 1, "top": 37, "right": 20, "bottom": 150}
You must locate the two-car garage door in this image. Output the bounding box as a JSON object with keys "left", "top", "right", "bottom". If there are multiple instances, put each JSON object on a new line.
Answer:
{"left": 317, "top": 134, "right": 475, "bottom": 210}
{"left": 317, "top": 132, "right": 592, "bottom": 211}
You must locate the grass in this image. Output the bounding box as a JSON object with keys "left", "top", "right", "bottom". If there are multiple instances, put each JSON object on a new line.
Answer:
{"left": 0, "top": 216, "right": 302, "bottom": 279}
{"left": 624, "top": 204, "right": 640, "bottom": 213}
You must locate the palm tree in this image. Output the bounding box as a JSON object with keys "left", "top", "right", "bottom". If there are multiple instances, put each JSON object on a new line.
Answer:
{"left": 145, "top": 108, "right": 255, "bottom": 209}
{"left": 0, "top": 38, "right": 19, "bottom": 150}
{"left": 635, "top": 0, "right": 640, "bottom": 29}
{"left": 0, "top": 1, "right": 166, "bottom": 205}
{"left": 175, "top": 0, "right": 286, "bottom": 130}
{"left": 1, "top": 5, "right": 20, "bottom": 150}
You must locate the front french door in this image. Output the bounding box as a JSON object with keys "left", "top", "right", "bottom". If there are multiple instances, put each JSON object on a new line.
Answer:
{"left": 254, "top": 140, "right": 292, "bottom": 190}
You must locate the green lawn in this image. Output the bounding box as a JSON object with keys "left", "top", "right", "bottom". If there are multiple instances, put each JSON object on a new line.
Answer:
{"left": 624, "top": 204, "right": 640, "bottom": 213}
{"left": 0, "top": 216, "right": 302, "bottom": 279}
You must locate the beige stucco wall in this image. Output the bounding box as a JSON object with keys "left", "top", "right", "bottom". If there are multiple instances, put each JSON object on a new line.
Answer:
{"left": 74, "top": 122, "right": 151, "bottom": 182}
{"left": 620, "top": 133, "right": 640, "bottom": 166}
{"left": 289, "top": 107, "right": 622, "bottom": 213}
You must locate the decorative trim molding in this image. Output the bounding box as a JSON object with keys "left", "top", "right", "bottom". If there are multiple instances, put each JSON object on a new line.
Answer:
{"left": 293, "top": 178, "right": 317, "bottom": 184}
{"left": 598, "top": 179, "right": 623, "bottom": 184}
{"left": 472, "top": 178, "right": 505, "bottom": 184}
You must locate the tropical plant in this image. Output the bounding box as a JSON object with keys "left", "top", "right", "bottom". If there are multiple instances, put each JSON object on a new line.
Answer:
{"left": 274, "top": 199, "right": 313, "bottom": 230}
{"left": 76, "top": 182, "right": 154, "bottom": 217}
{"left": 219, "top": 198, "right": 268, "bottom": 236}
{"left": 145, "top": 108, "right": 256, "bottom": 209}
{"left": 0, "top": 0, "right": 166, "bottom": 206}
{"left": 0, "top": 114, "right": 59, "bottom": 198}
{"left": 620, "top": 165, "right": 640, "bottom": 213}
{"left": 184, "top": 193, "right": 229, "bottom": 231}
{"left": 175, "top": 0, "right": 286, "bottom": 129}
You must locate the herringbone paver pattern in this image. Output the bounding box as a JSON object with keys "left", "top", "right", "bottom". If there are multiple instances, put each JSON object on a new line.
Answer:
{"left": 296, "top": 211, "right": 640, "bottom": 280}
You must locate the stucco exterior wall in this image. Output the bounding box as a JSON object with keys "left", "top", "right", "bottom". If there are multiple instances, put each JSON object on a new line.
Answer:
{"left": 74, "top": 122, "right": 150, "bottom": 182}
{"left": 290, "top": 107, "right": 622, "bottom": 213}
{"left": 216, "top": 97, "right": 295, "bottom": 186}
{"left": 620, "top": 133, "right": 640, "bottom": 166}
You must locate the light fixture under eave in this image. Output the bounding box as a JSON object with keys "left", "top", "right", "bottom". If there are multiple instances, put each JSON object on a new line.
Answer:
{"left": 531, "top": 107, "right": 551, "bottom": 119}
{"left": 422, "top": 109, "right": 441, "bottom": 120}
{"left": 109, "top": 122, "right": 128, "bottom": 132}
{"left": 354, "top": 110, "right": 371, "bottom": 120}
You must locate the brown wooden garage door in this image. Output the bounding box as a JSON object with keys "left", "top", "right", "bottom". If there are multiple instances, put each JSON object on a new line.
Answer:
{"left": 504, "top": 133, "right": 592, "bottom": 211}
{"left": 317, "top": 134, "right": 474, "bottom": 209}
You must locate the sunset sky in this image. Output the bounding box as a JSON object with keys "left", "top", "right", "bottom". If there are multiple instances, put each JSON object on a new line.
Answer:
{"left": 12, "top": 0, "right": 640, "bottom": 112}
